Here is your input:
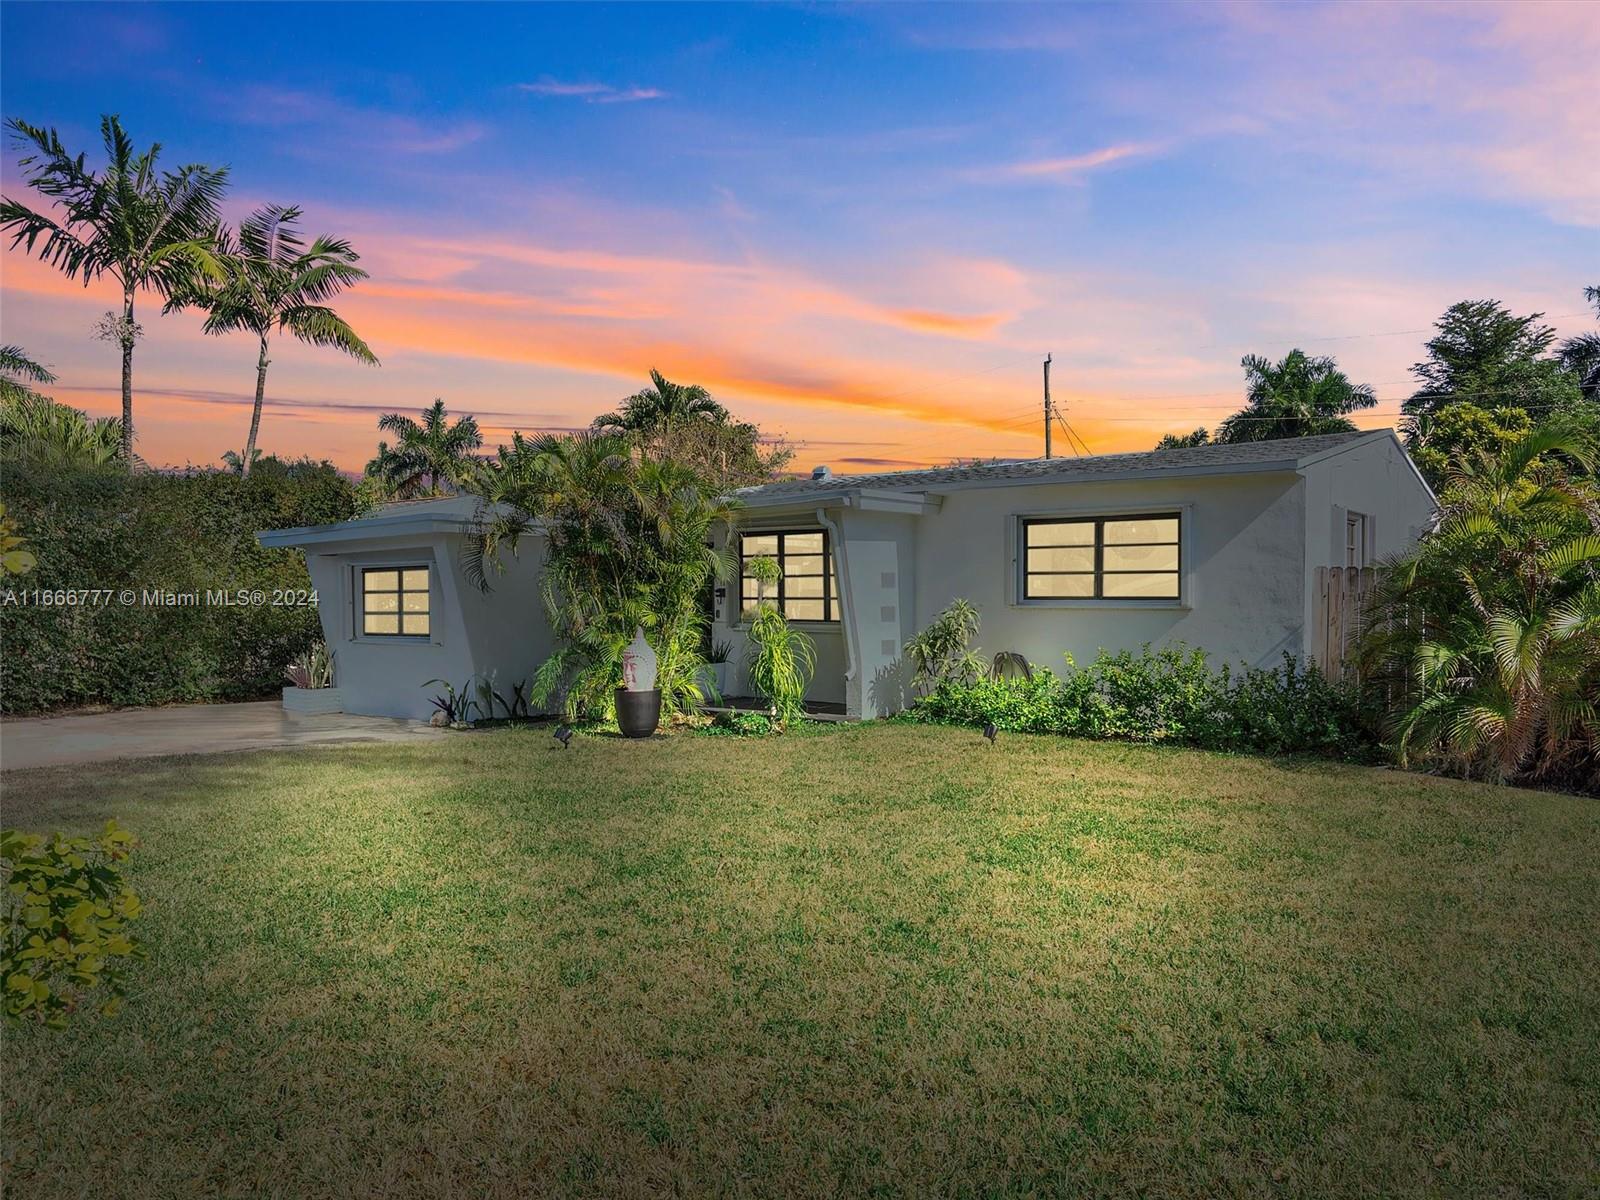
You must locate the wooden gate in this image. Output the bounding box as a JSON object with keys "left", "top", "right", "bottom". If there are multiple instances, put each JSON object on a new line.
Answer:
{"left": 1312, "top": 565, "right": 1376, "bottom": 677}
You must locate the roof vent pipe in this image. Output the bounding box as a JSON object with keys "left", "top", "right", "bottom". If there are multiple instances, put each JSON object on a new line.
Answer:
{"left": 812, "top": 465, "right": 832, "bottom": 480}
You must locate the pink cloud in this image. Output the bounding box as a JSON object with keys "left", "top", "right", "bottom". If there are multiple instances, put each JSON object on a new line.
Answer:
{"left": 968, "top": 142, "right": 1160, "bottom": 183}
{"left": 517, "top": 78, "right": 669, "bottom": 104}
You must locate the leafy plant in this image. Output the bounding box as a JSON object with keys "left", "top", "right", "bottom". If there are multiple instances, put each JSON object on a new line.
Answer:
{"left": 285, "top": 641, "right": 335, "bottom": 689}
{"left": 2, "top": 821, "right": 144, "bottom": 1028}
{"left": 423, "top": 676, "right": 481, "bottom": 726}
{"left": 1, "top": 386, "right": 126, "bottom": 470}
{"left": 702, "top": 710, "right": 776, "bottom": 737}
{"left": 469, "top": 430, "right": 736, "bottom": 721}
{"left": 708, "top": 639, "right": 733, "bottom": 665}
{"left": 904, "top": 599, "right": 983, "bottom": 694}
{"left": 745, "top": 554, "right": 780, "bottom": 609}
{"left": 909, "top": 645, "right": 1373, "bottom": 760}
{"left": 1215, "top": 349, "right": 1376, "bottom": 443}
{"left": 903, "top": 600, "right": 1030, "bottom": 695}
{"left": 2, "top": 456, "right": 358, "bottom": 714}
{"left": 1360, "top": 418, "right": 1600, "bottom": 788}
{"left": 0, "top": 343, "right": 56, "bottom": 406}
{"left": 0, "top": 502, "right": 37, "bottom": 577}
{"left": 592, "top": 368, "right": 793, "bottom": 491}
{"left": 745, "top": 603, "right": 816, "bottom": 724}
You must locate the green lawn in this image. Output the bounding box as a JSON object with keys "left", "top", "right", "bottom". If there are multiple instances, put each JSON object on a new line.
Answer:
{"left": 3, "top": 723, "right": 1597, "bottom": 1198}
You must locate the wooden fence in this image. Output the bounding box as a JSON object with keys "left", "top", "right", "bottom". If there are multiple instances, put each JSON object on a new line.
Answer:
{"left": 1311, "top": 565, "right": 1377, "bottom": 678}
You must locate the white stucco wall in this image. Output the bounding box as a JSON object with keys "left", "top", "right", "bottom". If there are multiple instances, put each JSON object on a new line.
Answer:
{"left": 1297, "top": 433, "right": 1437, "bottom": 658}
{"left": 305, "top": 530, "right": 551, "bottom": 721}
{"left": 913, "top": 471, "right": 1310, "bottom": 683}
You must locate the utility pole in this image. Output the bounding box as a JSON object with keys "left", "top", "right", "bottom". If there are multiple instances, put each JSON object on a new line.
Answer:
{"left": 1043, "top": 352, "right": 1053, "bottom": 459}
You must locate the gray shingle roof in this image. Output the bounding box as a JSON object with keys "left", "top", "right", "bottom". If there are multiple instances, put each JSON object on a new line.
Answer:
{"left": 735, "top": 430, "right": 1384, "bottom": 503}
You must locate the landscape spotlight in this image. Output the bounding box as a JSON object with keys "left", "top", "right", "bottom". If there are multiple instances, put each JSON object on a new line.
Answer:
{"left": 554, "top": 725, "right": 574, "bottom": 749}
{"left": 982, "top": 721, "right": 998, "bottom": 745}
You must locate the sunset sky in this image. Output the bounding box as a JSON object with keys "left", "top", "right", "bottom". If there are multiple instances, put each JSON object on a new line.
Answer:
{"left": 1, "top": 1, "right": 1594, "bottom": 473}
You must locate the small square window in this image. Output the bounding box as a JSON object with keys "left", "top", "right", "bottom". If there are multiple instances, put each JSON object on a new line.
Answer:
{"left": 361, "top": 565, "right": 430, "bottom": 636}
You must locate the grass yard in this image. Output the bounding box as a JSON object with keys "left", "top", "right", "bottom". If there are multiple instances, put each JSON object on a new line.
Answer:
{"left": 2, "top": 723, "right": 1597, "bottom": 1198}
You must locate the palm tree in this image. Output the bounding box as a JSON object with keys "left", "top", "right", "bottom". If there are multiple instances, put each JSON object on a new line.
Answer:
{"left": 1, "top": 116, "right": 227, "bottom": 459}
{"left": 221, "top": 447, "right": 263, "bottom": 475}
{"left": 1556, "top": 285, "right": 1600, "bottom": 401}
{"left": 593, "top": 368, "right": 729, "bottom": 432}
{"left": 0, "top": 344, "right": 55, "bottom": 405}
{"left": 1214, "top": 349, "right": 1376, "bottom": 444}
{"left": 179, "top": 205, "right": 376, "bottom": 475}
{"left": 468, "top": 430, "right": 737, "bottom": 720}
{"left": 369, "top": 399, "right": 482, "bottom": 497}
{"left": 0, "top": 393, "right": 125, "bottom": 469}
{"left": 1360, "top": 419, "right": 1600, "bottom": 788}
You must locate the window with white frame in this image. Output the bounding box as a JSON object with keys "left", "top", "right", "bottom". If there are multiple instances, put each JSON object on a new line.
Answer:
{"left": 1022, "top": 514, "right": 1181, "bottom": 600}
{"left": 360, "top": 566, "right": 430, "bottom": 636}
{"left": 739, "top": 529, "right": 839, "bottom": 622}
{"left": 1345, "top": 512, "right": 1370, "bottom": 568}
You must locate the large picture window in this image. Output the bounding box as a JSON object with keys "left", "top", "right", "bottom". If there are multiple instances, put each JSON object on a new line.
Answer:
{"left": 1023, "top": 514, "right": 1180, "bottom": 600}
{"left": 361, "top": 566, "right": 430, "bottom": 636}
{"left": 740, "top": 529, "right": 839, "bottom": 622}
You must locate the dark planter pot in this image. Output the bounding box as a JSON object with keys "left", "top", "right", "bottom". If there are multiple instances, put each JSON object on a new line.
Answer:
{"left": 615, "top": 687, "right": 662, "bottom": 738}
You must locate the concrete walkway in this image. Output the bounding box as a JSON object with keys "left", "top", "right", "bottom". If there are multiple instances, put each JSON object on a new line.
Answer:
{"left": 1, "top": 701, "right": 445, "bottom": 771}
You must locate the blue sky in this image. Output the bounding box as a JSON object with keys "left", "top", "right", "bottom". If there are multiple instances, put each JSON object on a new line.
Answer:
{"left": 2, "top": 1, "right": 1594, "bottom": 469}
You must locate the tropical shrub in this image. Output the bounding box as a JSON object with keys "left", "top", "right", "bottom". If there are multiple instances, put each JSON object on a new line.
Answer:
{"left": 910, "top": 645, "right": 1373, "bottom": 760}
{"left": 903, "top": 599, "right": 1031, "bottom": 696}
{"left": 745, "top": 602, "right": 816, "bottom": 724}
{"left": 1, "top": 392, "right": 126, "bottom": 469}
{"left": 1, "top": 456, "right": 357, "bottom": 713}
{"left": 1361, "top": 419, "right": 1600, "bottom": 790}
{"left": 469, "top": 430, "right": 736, "bottom": 722}
{"left": 903, "top": 598, "right": 984, "bottom": 694}
{"left": 2, "top": 821, "right": 144, "bottom": 1028}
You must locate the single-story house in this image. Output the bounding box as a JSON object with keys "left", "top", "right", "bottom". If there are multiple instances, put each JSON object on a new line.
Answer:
{"left": 258, "top": 495, "right": 554, "bottom": 721}
{"left": 260, "top": 430, "right": 1435, "bottom": 722}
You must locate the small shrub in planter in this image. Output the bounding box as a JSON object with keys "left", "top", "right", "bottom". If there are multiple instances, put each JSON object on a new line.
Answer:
{"left": 283, "top": 642, "right": 342, "bottom": 713}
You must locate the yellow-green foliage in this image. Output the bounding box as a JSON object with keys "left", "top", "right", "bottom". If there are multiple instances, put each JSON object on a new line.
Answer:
{"left": 2, "top": 821, "right": 144, "bottom": 1028}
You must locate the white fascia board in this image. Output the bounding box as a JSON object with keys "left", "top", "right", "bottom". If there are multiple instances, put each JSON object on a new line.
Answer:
{"left": 257, "top": 515, "right": 474, "bottom": 548}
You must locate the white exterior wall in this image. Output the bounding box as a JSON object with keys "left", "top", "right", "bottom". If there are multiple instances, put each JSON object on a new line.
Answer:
{"left": 305, "top": 531, "right": 552, "bottom": 721}
{"left": 913, "top": 472, "right": 1309, "bottom": 685}
{"left": 1300, "top": 435, "right": 1436, "bottom": 564}
{"left": 662, "top": 435, "right": 1435, "bottom": 721}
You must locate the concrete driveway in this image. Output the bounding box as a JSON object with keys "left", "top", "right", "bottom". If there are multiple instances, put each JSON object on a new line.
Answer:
{"left": 1, "top": 701, "right": 445, "bottom": 771}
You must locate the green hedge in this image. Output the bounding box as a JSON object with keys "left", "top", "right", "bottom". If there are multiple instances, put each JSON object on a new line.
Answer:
{"left": 1, "top": 459, "right": 356, "bottom": 714}
{"left": 906, "top": 645, "right": 1377, "bottom": 760}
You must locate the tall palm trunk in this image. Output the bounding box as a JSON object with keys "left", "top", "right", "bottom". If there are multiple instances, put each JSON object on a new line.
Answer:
{"left": 242, "top": 333, "right": 270, "bottom": 477}
{"left": 120, "top": 284, "right": 135, "bottom": 460}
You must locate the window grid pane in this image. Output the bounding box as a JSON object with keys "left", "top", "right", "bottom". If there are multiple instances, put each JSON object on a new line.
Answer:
{"left": 739, "top": 530, "right": 839, "bottom": 623}
{"left": 1024, "top": 515, "right": 1180, "bottom": 601}
{"left": 362, "top": 566, "right": 430, "bottom": 636}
